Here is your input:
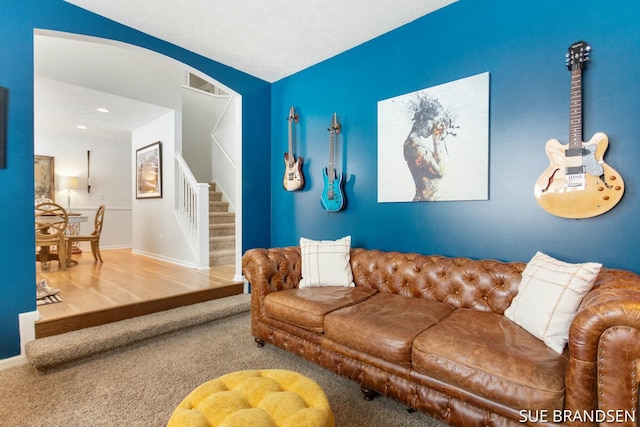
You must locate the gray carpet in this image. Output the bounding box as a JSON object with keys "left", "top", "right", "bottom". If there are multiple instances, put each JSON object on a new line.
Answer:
{"left": 1, "top": 295, "right": 448, "bottom": 426}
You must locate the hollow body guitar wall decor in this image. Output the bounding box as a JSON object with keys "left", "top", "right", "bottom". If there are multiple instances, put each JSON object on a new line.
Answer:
{"left": 282, "top": 106, "right": 304, "bottom": 191}
{"left": 321, "top": 113, "right": 345, "bottom": 212}
{"left": 534, "top": 41, "right": 624, "bottom": 219}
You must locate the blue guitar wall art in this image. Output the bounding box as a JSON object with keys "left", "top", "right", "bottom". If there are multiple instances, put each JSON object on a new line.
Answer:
{"left": 321, "top": 113, "right": 345, "bottom": 212}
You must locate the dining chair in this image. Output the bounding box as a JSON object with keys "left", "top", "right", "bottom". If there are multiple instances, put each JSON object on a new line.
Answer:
{"left": 35, "top": 202, "right": 69, "bottom": 270}
{"left": 67, "top": 204, "right": 105, "bottom": 263}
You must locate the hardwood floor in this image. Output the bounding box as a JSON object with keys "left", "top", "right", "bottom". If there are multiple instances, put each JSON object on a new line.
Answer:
{"left": 35, "top": 248, "right": 243, "bottom": 338}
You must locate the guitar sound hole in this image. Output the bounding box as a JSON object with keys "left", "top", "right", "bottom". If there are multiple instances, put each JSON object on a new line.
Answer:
{"left": 541, "top": 169, "right": 560, "bottom": 193}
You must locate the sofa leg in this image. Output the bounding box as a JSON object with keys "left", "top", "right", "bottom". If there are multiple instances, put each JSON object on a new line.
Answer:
{"left": 360, "top": 386, "right": 379, "bottom": 401}
{"left": 254, "top": 337, "right": 265, "bottom": 347}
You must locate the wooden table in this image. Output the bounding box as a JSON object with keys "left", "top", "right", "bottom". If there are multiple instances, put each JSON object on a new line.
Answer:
{"left": 36, "top": 213, "right": 88, "bottom": 267}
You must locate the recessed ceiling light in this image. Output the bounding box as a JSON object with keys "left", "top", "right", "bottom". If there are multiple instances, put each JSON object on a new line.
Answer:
{"left": 77, "top": 125, "right": 88, "bottom": 130}
{"left": 96, "top": 107, "right": 110, "bottom": 113}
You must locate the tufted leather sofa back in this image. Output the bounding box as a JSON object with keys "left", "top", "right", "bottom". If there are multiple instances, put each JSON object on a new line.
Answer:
{"left": 350, "top": 248, "right": 526, "bottom": 314}
{"left": 242, "top": 246, "right": 528, "bottom": 315}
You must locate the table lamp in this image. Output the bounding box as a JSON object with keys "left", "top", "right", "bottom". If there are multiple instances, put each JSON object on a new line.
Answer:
{"left": 59, "top": 175, "right": 79, "bottom": 212}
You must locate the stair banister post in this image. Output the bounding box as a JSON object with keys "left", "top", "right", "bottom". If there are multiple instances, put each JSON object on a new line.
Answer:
{"left": 175, "top": 152, "right": 211, "bottom": 269}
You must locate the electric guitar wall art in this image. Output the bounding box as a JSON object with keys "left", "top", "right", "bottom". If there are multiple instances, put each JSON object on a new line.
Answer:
{"left": 321, "top": 113, "right": 345, "bottom": 212}
{"left": 534, "top": 41, "right": 624, "bottom": 219}
{"left": 283, "top": 106, "right": 304, "bottom": 191}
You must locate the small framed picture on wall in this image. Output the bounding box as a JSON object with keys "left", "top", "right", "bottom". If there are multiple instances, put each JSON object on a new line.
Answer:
{"left": 136, "top": 141, "right": 162, "bottom": 199}
{"left": 34, "top": 155, "right": 55, "bottom": 201}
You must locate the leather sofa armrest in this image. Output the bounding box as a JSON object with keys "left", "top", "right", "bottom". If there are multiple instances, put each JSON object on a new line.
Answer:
{"left": 242, "top": 247, "right": 302, "bottom": 322}
{"left": 565, "top": 269, "right": 640, "bottom": 426}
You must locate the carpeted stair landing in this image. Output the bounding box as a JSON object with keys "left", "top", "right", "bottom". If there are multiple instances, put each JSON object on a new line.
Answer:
{"left": 26, "top": 293, "right": 250, "bottom": 370}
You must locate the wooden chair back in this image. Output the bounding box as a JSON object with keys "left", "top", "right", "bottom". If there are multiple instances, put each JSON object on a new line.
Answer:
{"left": 67, "top": 204, "right": 106, "bottom": 263}
{"left": 35, "top": 202, "right": 69, "bottom": 269}
{"left": 93, "top": 204, "right": 105, "bottom": 236}
{"left": 35, "top": 202, "right": 68, "bottom": 241}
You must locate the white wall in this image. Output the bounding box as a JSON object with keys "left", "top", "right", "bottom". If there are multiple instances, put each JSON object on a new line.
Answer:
{"left": 34, "top": 130, "right": 132, "bottom": 248}
{"left": 211, "top": 96, "right": 238, "bottom": 209}
{"left": 181, "top": 87, "right": 238, "bottom": 208}
{"left": 132, "top": 111, "right": 197, "bottom": 266}
{"left": 181, "top": 87, "right": 216, "bottom": 183}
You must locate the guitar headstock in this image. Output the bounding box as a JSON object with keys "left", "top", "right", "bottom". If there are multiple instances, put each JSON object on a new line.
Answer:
{"left": 566, "top": 41, "right": 590, "bottom": 71}
{"left": 287, "top": 106, "right": 299, "bottom": 123}
{"left": 329, "top": 112, "right": 341, "bottom": 134}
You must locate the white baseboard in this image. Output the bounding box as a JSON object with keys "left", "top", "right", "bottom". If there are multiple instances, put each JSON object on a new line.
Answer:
{"left": 0, "top": 310, "right": 40, "bottom": 371}
{"left": 131, "top": 249, "right": 200, "bottom": 269}
{"left": 76, "top": 243, "right": 131, "bottom": 251}
{"left": 239, "top": 275, "right": 249, "bottom": 293}
{"left": 0, "top": 354, "right": 27, "bottom": 370}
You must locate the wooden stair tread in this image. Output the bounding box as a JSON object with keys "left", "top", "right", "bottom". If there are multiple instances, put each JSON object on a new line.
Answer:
{"left": 210, "top": 235, "right": 235, "bottom": 242}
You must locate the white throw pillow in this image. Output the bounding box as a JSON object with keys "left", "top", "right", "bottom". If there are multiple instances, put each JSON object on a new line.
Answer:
{"left": 299, "top": 236, "right": 355, "bottom": 288}
{"left": 504, "top": 251, "right": 601, "bottom": 353}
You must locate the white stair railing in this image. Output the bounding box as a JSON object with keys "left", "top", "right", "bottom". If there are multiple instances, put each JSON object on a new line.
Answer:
{"left": 175, "top": 152, "right": 210, "bottom": 269}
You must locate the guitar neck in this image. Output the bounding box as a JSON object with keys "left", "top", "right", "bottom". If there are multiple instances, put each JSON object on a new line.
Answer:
{"left": 569, "top": 68, "right": 583, "bottom": 149}
{"left": 288, "top": 119, "right": 293, "bottom": 155}
{"left": 328, "top": 131, "right": 335, "bottom": 181}
{"left": 327, "top": 113, "right": 340, "bottom": 181}
{"left": 287, "top": 106, "right": 296, "bottom": 156}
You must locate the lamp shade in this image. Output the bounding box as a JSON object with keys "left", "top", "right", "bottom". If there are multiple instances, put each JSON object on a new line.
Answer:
{"left": 59, "top": 176, "right": 79, "bottom": 191}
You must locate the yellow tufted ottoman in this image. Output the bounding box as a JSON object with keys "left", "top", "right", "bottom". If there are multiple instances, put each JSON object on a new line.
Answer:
{"left": 167, "top": 369, "right": 334, "bottom": 427}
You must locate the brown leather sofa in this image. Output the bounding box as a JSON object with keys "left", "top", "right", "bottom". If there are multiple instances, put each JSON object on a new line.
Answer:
{"left": 242, "top": 247, "right": 640, "bottom": 426}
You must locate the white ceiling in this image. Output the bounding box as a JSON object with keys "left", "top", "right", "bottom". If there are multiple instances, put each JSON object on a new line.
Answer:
{"left": 64, "top": 0, "right": 455, "bottom": 83}
{"left": 36, "top": 0, "right": 455, "bottom": 140}
{"left": 34, "top": 33, "right": 181, "bottom": 141}
{"left": 35, "top": 76, "right": 172, "bottom": 141}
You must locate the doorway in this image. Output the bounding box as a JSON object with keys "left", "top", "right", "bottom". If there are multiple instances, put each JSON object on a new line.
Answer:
{"left": 33, "top": 30, "right": 244, "bottom": 332}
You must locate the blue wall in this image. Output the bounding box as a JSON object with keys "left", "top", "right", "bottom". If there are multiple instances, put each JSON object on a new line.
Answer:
{"left": 3, "top": 0, "right": 639, "bottom": 361}
{"left": 270, "top": 1, "right": 640, "bottom": 272}
{"left": 0, "top": 2, "right": 270, "bottom": 359}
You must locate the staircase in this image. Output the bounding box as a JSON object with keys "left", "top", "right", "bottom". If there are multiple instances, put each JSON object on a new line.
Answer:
{"left": 209, "top": 183, "right": 235, "bottom": 266}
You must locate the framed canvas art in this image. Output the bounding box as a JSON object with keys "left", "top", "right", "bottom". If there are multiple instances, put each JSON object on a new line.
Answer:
{"left": 136, "top": 141, "right": 162, "bottom": 199}
{"left": 34, "top": 155, "right": 55, "bottom": 202}
{"left": 378, "top": 72, "right": 490, "bottom": 203}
